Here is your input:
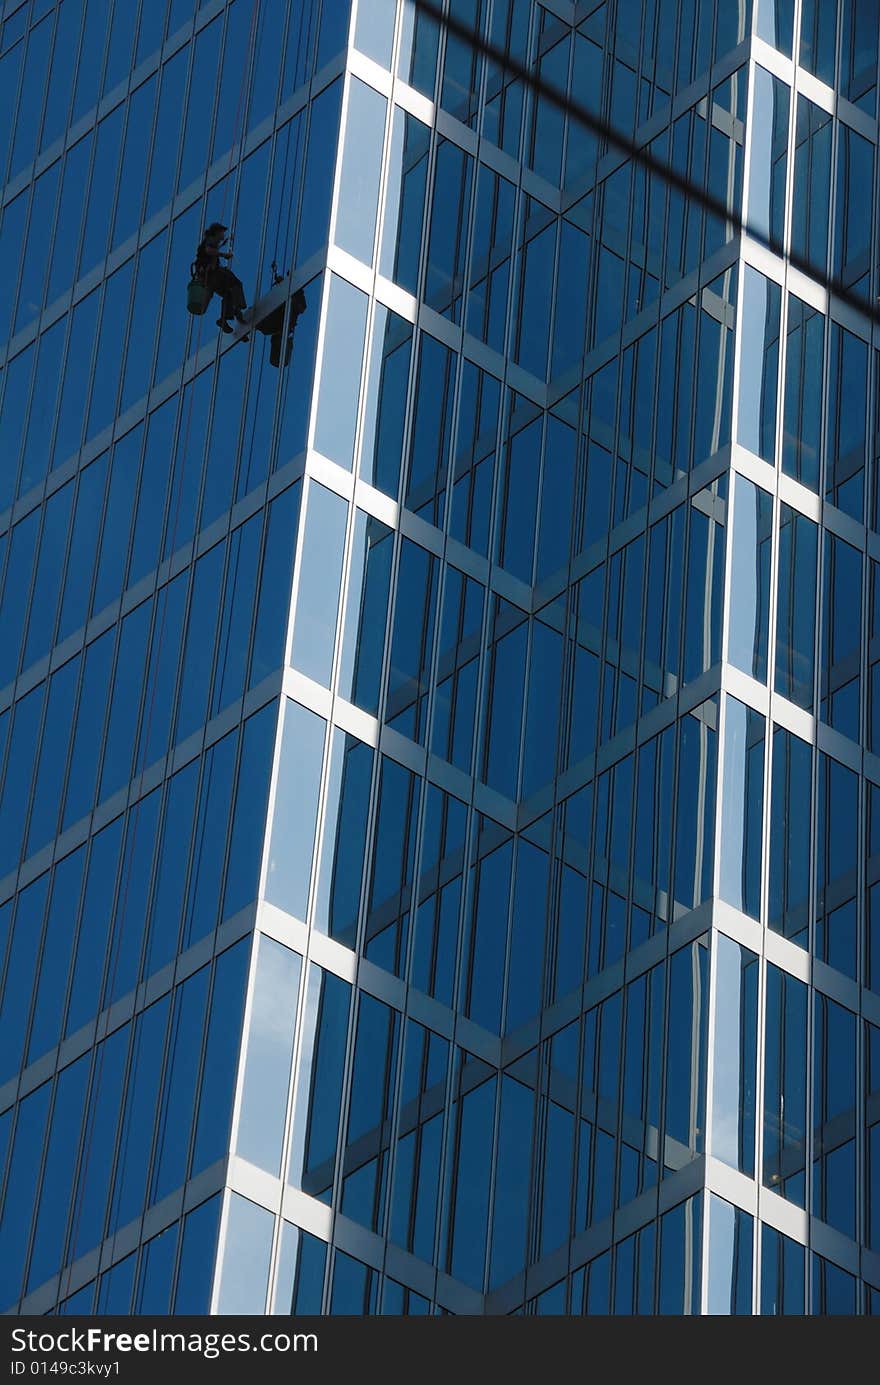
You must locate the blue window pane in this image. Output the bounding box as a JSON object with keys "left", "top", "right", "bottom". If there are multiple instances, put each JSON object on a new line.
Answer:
{"left": 236, "top": 935, "right": 302, "bottom": 1174}
{"left": 291, "top": 482, "right": 348, "bottom": 685}
{"left": 135, "top": 1221, "right": 179, "bottom": 1314}
{"left": 27, "top": 848, "right": 85, "bottom": 1065}
{"left": 212, "top": 518, "right": 261, "bottom": 717}
{"left": 737, "top": 267, "right": 780, "bottom": 463}
{"left": 266, "top": 698, "right": 325, "bottom": 921}
{"left": 488, "top": 1074, "right": 533, "bottom": 1287}
{"left": 26, "top": 659, "right": 78, "bottom": 859}
{"left": 449, "top": 1069, "right": 496, "bottom": 1289}
{"left": 313, "top": 275, "right": 368, "bottom": 469}
{"left": 69, "top": 1024, "right": 128, "bottom": 1260}
{"left": 145, "top": 48, "right": 187, "bottom": 221}
{"left": 137, "top": 576, "right": 187, "bottom": 772}
{"left": 381, "top": 107, "right": 430, "bottom": 295}
{"left": 775, "top": 504, "right": 817, "bottom": 711}
{"left": 65, "top": 817, "right": 122, "bottom": 1038}
{"left": 151, "top": 965, "right": 210, "bottom": 1202}
{"left": 707, "top": 1195, "right": 753, "bottom": 1314}
{"left": 52, "top": 291, "right": 100, "bottom": 469}
{"left": 104, "top": 789, "right": 160, "bottom": 1004}
{"left": 99, "top": 602, "right": 150, "bottom": 802}
{"left": 760, "top": 1224, "right": 804, "bottom": 1315}
{"left": 425, "top": 138, "right": 473, "bottom": 321}
{"left": 290, "top": 964, "right": 352, "bottom": 1199}
{"left": 14, "top": 163, "right": 60, "bottom": 334}
{"left": 339, "top": 512, "right": 394, "bottom": 714}
{"left": 112, "top": 77, "right": 155, "bottom": 252}
{"left": 96, "top": 1254, "right": 136, "bottom": 1314}
{"left": 142, "top": 765, "right": 195, "bottom": 980}
{"left": 8, "top": 14, "right": 52, "bottom": 180}
{"left": 250, "top": 482, "right": 301, "bottom": 688}
{"left": 71, "top": 0, "right": 112, "bottom": 124}
{"left": 826, "top": 324, "right": 867, "bottom": 522}
{"left": 183, "top": 731, "right": 236, "bottom": 946}
{"left": 407, "top": 332, "right": 455, "bottom": 524}
{"left": 0, "top": 508, "right": 38, "bottom": 690}
{"left": 763, "top": 964, "right": 807, "bottom": 1206}
{"left": 173, "top": 1193, "right": 222, "bottom": 1314}
{"left": 329, "top": 1250, "right": 378, "bottom": 1314}
{"left": 58, "top": 453, "right": 108, "bottom": 644}
{"left": 812, "top": 1254, "right": 856, "bottom": 1314}
{"left": 223, "top": 703, "right": 276, "bottom": 919}
{"left": 176, "top": 542, "right": 224, "bottom": 742}
{"left": 355, "top": 0, "right": 396, "bottom": 67}
{"left": 27, "top": 1055, "right": 89, "bottom": 1292}
{"left": 360, "top": 308, "right": 413, "bottom": 498}
{"left": 93, "top": 425, "right": 142, "bottom": 615}
{"left": 23, "top": 480, "right": 74, "bottom": 668}
{"left": 192, "top": 938, "right": 249, "bottom": 1176}
{"left": 665, "top": 939, "right": 709, "bottom": 1154}
{"left": 0, "top": 1083, "right": 51, "bottom": 1310}
{"left": 297, "top": 79, "right": 342, "bottom": 264}
{"left": 108, "top": 996, "right": 169, "bottom": 1232}
{"left": 711, "top": 933, "right": 758, "bottom": 1176}
{"left": 386, "top": 539, "right": 438, "bottom": 745}
{"left": 719, "top": 698, "right": 764, "bottom": 920}
{"left": 658, "top": 1200, "right": 703, "bottom": 1315}
{"left": 364, "top": 756, "right": 421, "bottom": 974}
{"left": 748, "top": 66, "right": 788, "bottom": 243}
{"left": 791, "top": 96, "right": 831, "bottom": 274}
{"left": 47, "top": 134, "right": 91, "bottom": 302}
{"left": 292, "top": 1228, "right": 328, "bottom": 1313}
{"left": 336, "top": 78, "right": 386, "bottom": 264}
{"left": 812, "top": 992, "right": 856, "bottom": 1238}
{"left": 0, "top": 193, "right": 27, "bottom": 347}
{"left": 215, "top": 1193, "right": 273, "bottom": 1314}
{"left": 129, "top": 399, "right": 176, "bottom": 587}
{"left": 0, "top": 875, "right": 49, "bottom": 1085}
{"left": 177, "top": 17, "right": 222, "bottom": 192}
{"left": 314, "top": 731, "right": 373, "bottom": 946}
{"left": 728, "top": 474, "right": 772, "bottom": 682}
{"left": 341, "top": 992, "right": 399, "bottom": 1230}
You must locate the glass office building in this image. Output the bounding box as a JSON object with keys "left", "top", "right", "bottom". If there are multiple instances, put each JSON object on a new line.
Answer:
{"left": 0, "top": 0, "right": 878, "bottom": 1317}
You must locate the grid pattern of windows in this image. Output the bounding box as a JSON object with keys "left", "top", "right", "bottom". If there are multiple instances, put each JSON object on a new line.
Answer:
{"left": 0, "top": 0, "right": 346, "bottom": 1314}
{"left": 3, "top": 0, "right": 880, "bottom": 1317}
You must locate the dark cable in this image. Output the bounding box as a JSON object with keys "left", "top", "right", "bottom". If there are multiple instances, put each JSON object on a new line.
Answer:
{"left": 413, "top": 0, "right": 880, "bottom": 326}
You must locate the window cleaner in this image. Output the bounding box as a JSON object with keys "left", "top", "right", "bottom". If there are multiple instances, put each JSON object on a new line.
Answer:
{"left": 187, "top": 221, "right": 249, "bottom": 336}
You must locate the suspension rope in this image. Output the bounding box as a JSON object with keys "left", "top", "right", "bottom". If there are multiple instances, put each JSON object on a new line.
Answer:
{"left": 62, "top": 0, "right": 264, "bottom": 1308}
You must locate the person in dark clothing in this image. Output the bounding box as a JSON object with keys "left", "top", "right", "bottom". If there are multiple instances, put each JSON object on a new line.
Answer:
{"left": 193, "top": 222, "right": 248, "bottom": 334}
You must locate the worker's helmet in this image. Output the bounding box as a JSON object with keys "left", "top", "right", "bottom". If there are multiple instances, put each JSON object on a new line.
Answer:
{"left": 204, "top": 221, "right": 228, "bottom": 235}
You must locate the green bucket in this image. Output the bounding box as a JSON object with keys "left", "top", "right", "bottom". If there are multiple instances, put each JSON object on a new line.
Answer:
{"left": 187, "top": 279, "right": 211, "bottom": 315}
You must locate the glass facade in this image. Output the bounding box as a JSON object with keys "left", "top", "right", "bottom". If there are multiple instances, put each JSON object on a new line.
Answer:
{"left": 1, "top": 0, "right": 879, "bottom": 1317}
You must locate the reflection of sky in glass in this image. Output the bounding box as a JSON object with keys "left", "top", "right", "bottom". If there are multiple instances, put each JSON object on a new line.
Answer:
{"left": 215, "top": 1192, "right": 274, "bottom": 1314}
{"left": 286, "top": 967, "right": 323, "bottom": 1191}
{"left": 265, "top": 698, "right": 325, "bottom": 921}
{"left": 291, "top": 483, "right": 348, "bottom": 687}
{"left": 728, "top": 476, "right": 760, "bottom": 676}
{"left": 720, "top": 698, "right": 748, "bottom": 912}
{"left": 313, "top": 274, "right": 368, "bottom": 469}
{"left": 737, "top": 268, "right": 772, "bottom": 457}
{"left": 747, "top": 67, "right": 775, "bottom": 239}
{"left": 335, "top": 78, "right": 387, "bottom": 266}
{"left": 707, "top": 1194, "right": 738, "bottom": 1314}
{"left": 235, "top": 934, "right": 302, "bottom": 1175}
{"left": 712, "top": 932, "right": 746, "bottom": 1168}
